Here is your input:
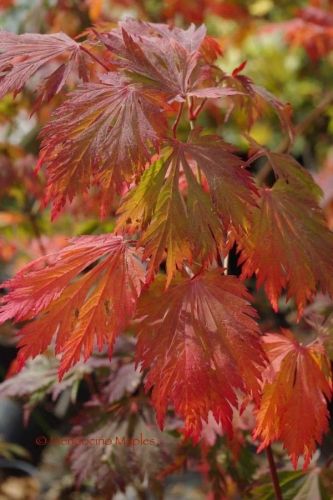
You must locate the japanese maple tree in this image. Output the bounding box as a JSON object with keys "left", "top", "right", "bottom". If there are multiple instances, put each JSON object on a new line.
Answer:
{"left": 0, "top": 13, "right": 333, "bottom": 498}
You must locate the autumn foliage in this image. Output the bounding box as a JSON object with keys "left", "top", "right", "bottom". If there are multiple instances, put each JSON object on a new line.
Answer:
{"left": 1, "top": 2, "right": 333, "bottom": 497}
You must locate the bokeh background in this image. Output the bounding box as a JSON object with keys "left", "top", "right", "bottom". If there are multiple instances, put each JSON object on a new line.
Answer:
{"left": 1, "top": 1, "right": 333, "bottom": 498}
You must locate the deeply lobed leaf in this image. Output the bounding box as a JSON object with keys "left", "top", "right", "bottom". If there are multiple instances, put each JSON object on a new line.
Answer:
{"left": 96, "top": 20, "right": 206, "bottom": 101}
{"left": 0, "top": 235, "right": 145, "bottom": 378}
{"left": 224, "top": 63, "right": 293, "bottom": 137}
{"left": 254, "top": 330, "right": 332, "bottom": 469}
{"left": 135, "top": 270, "right": 267, "bottom": 440}
{"left": 96, "top": 19, "right": 239, "bottom": 102}
{"left": 0, "top": 31, "right": 88, "bottom": 105}
{"left": 69, "top": 409, "right": 177, "bottom": 493}
{"left": 238, "top": 180, "right": 333, "bottom": 316}
{"left": 117, "top": 136, "right": 256, "bottom": 283}
{"left": 38, "top": 73, "right": 168, "bottom": 218}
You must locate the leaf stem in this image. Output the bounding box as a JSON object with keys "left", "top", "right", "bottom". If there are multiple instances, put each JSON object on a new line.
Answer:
{"left": 223, "top": 253, "right": 229, "bottom": 275}
{"left": 266, "top": 445, "right": 283, "bottom": 500}
{"left": 172, "top": 102, "right": 184, "bottom": 138}
{"left": 197, "top": 166, "right": 203, "bottom": 185}
{"left": 80, "top": 45, "right": 111, "bottom": 72}
{"left": 187, "top": 96, "right": 195, "bottom": 130}
{"left": 185, "top": 97, "right": 204, "bottom": 182}
{"left": 193, "top": 98, "right": 207, "bottom": 120}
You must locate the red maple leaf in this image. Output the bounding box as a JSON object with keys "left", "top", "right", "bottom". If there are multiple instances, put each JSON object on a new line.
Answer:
{"left": 96, "top": 20, "right": 227, "bottom": 101}
{"left": 0, "top": 31, "right": 89, "bottom": 105}
{"left": 238, "top": 181, "right": 333, "bottom": 316}
{"left": 37, "top": 73, "right": 168, "bottom": 218}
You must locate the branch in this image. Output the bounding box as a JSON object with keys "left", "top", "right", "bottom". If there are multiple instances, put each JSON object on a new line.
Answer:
{"left": 266, "top": 445, "right": 283, "bottom": 500}
{"left": 296, "top": 90, "right": 333, "bottom": 137}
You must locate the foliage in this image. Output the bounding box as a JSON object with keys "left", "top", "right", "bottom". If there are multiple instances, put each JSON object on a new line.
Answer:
{"left": 1, "top": 0, "right": 333, "bottom": 498}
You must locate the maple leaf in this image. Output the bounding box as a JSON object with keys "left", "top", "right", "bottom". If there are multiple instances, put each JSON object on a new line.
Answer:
{"left": 264, "top": 152, "right": 322, "bottom": 199}
{"left": 0, "top": 235, "right": 145, "bottom": 378}
{"left": 0, "top": 353, "right": 109, "bottom": 421}
{"left": 96, "top": 20, "right": 231, "bottom": 102}
{"left": 0, "top": 31, "right": 88, "bottom": 104}
{"left": 224, "top": 63, "right": 293, "bottom": 139}
{"left": 96, "top": 21, "right": 201, "bottom": 100}
{"left": 117, "top": 136, "right": 256, "bottom": 284}
{"left": 238, "top": 180, "right": 333, "bottom": 316}
{"left": 136, "top": 155, "right": 194, "bottom": 286}
{"left": 247, "top": 139, "right": 323, "bottom": 200}
{"left": 199, "top": 35, "right": 223, "bottom": 64}
{"left": 254, "top": 330, "right": 332, "bottom": 469}
{"left": 183, "top": 134, "right": 257, "bottom": 230}
{"left": 116, "top": 148, "right": 221, "bottom": 285}
{"left": 135, "top": 271, "right": 266, "bottom": 440}
{"left": 0, "top": 355, "right": 59, "bottom": 403}
{"left": 69, "top": 408, "right": 177, "bottom": 494}
{"left": 105, "top": 362, "right": 142, "bottom": 404}
{"left": 38, "top": 73, "right": 167, "bottom": 218}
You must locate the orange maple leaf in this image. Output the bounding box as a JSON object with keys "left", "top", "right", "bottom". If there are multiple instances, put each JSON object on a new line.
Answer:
{"left": 254, "top": 330, "right": 332, "bottom": 469}
{"left": 135, "top": 271, "right": 267, "bottom": 440}
{"left": 117, "top": 136, "right": 256, "bottom": 284}
{"left": 0, "top": 235, "right": 145, "bottom": 378}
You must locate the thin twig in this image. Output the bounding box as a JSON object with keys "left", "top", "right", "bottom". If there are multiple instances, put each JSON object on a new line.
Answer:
{"left": 266, "top": 445, "right": 283, "bottom": 500}
{"left": 256, "top": 90, "right": 333, "bottom": 186}
{"left": 186, "top": 97, "right": 201, "bottom": 182}
{"left": 296, "top": 90, "right": 333, "bottom": 137}
{"left": 80, "top": 45, "right": 110, "bottom": 72}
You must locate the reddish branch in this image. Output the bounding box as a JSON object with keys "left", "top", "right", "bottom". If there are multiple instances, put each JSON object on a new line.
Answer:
{"left": 266, "top": 446, "right": 283, "bottom": 500}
